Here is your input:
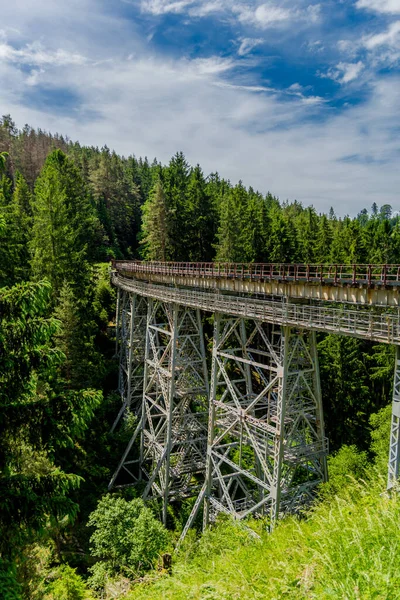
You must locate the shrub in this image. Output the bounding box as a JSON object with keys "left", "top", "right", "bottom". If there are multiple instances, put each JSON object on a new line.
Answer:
{"left": 43, "top": 565, "right": 92, "bottom": 600}
{"left": 319, "top": 444, "right": 368, "bottom": 499}
{"left": 87, "top": 495, "right": 169, "bottom": 589}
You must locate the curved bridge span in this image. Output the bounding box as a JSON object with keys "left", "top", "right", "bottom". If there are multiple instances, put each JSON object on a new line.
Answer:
{"left": 110, "top": 261, "right": 400, "bottom": 541}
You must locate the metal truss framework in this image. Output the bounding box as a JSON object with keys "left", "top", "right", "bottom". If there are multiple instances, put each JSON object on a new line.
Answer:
{"left": 110, "top": 270, "right": 400, "bottom": 540}
{"left": 181, "top": 317, "right": 327, "bottom": 540}
{"left": 110, "top": 299, "right": 209, "bottom": 525}
{"left": 112, "top": 289, "right": 147, "bottom": 431}
{"left": 388, "top": 346, "right": 400, "bottom": 490}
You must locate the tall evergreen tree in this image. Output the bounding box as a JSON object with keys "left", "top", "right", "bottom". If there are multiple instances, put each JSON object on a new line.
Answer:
{"left": 187, "top": 165, "right": 216, "bottom": 261}
{"left": 140, "top": 178, "right": 169, "bottom": 261}
{"left": 163, "top": 152, "right": 190, "bottom": 261}
{"left": 0, "top": 280, "right": 102, "bottom": 562}
{"left": 215, "top": 182, "right": 249, "bottom": 262}
{"left": 31, "top": 150, "right": 95, "bottom": 297}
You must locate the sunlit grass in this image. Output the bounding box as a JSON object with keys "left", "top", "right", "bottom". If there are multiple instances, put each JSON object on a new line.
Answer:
{"left": 127, "top": 475, "right": 400, "bottom": 600}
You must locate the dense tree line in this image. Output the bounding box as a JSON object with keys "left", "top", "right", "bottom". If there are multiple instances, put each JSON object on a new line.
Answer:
{"left": 0, "top": 114, "right": 397, "bottom": 597}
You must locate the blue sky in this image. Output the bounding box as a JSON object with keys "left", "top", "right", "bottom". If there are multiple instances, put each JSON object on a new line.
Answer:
{"left": 1, "top": 0, "right": 400, "bottom": 214}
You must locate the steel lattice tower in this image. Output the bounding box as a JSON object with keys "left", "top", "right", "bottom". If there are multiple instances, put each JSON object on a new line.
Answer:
{"left": 112, "top": 289, "right": 148, "bottom": 431}
{"left": 110, "top": 297, "right": 209, "bottom": 524}
{"left": 182, "top": 316, "right": 328, "bottom": 539}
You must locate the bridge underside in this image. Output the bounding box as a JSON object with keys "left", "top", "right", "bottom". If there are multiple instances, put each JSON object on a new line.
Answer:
{"left": 110, "top": 269, "right": 400, "bottom": 542}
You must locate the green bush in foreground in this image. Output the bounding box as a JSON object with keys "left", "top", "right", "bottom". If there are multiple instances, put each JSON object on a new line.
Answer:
{"left": 87, "top": 496, "right": 169, "bottom": 591}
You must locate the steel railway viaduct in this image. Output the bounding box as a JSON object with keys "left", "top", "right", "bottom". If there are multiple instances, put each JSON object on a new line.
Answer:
{"left": 109, "top": 261, "right": 400, "bottom": 541}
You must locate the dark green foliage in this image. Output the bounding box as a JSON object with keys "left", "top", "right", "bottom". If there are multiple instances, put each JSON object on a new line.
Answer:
{"left": 0, "top": 280, "right": 102, "bottom": 559}
{"left": 31, "top": 150, "right": 96, "bottom": 296}
{"left": 140, "top": 178, "right": 169, "bottom": 260}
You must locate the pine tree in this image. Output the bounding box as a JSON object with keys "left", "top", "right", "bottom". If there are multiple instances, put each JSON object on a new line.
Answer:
{"left": 0, "top": 280, "right": 102, "bottom": 560}
{"left": 163, "top": 152, "right": 190, "bottom": 260}
{"left": 140, "top": 178, "right": 169, "bottom": 261}
{"left": 315, "top": 214, "right": 333, "bottom": 263}
{"left": 187, "top": 165, "right": 216, "bottom": 261}
{"left": 0, "top": 171, "right": 32, "bottom": 286}
{"left": 296, "top": 206, "right": 318, "bottom": 263}
{"left": 243, "top": 189, "right": 268, "bottom": 262}
{"left": 54, "top": 282, "right": 104, "bottom": 389}
{"left": 215, "top": 183, "right": 249, "bottom": 262}
{"left": 31, "top": 150, "right": 94, "bottom": 297}
{"left": 268, "top": 206, "right": 297, "bottom": 263}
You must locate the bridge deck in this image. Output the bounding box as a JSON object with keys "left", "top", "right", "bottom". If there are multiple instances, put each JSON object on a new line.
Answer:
{"left": 113, "top": 273, "right": 400, "bottom": 344}
{"left": 113, "top": 261, "right": 400, "bottom": 307}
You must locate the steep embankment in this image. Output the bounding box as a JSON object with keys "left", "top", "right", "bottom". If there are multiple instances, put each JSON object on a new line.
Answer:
{"left": 127, "top": 474, "right": 400, "bottom": 600}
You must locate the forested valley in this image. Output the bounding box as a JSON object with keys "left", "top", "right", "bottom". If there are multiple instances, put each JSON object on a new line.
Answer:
{"left": 0, "top": 113, "right": 399, "bottom": 599}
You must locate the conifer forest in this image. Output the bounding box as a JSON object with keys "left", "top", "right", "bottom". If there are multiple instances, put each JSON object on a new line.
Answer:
{"left": 1, "top": 114, "right": 400, "bottom": 599}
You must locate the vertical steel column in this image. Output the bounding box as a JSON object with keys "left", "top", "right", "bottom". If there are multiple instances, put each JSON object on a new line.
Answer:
{"left": 162, "top": 304, "right": 178, "bottom": 526}
{"left": 270, "top": 326, "right": 290, "bottom": 524}
{"left": 310, "top": 331, "right": 328, "bottom": 482}
{"left": 114, "top": 286, "right": 121, "bottom": 357}
{"left": 203, "top": 313, "right": 220, "bottom": 530}
{"left": 388, "top": 345, "right": 400, "bottom": 490}
{"left": 112, "top": 291, "right": 147, "bottom": 432}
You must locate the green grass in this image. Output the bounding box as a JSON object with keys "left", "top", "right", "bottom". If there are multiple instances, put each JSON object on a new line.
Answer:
{"left": 127, "top": 476, "right": 400, "bottom": 600}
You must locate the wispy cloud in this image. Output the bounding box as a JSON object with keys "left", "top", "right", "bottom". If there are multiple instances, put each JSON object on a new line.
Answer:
{"left": 356, "top": 0, "right": 400, "bottom": 14}
{"left": 324, "top": 61, "right": 364, "bottom": 84}
{"left": 362, "top": 20, "right": 400, "bottom": 49}
{"left": 188, "top": 1, "right": 224, "bottom": 17}
{"left": 140, "top": 0, "right": 195, "bottom": 15}
{"left": 235, "top": 3, "right": 293, "bottom": 28}
{"left": 0, "top": 40, "right": 87, "bottom": 67}
{"left": 238, "top": 38, "right": 263, "bottom": 56}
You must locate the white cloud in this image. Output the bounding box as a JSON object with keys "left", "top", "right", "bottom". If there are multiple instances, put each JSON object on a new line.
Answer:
{"left": 0, "top": 40, "right": 87, "bottom": 67}
{"left": 140, "top": 0, "right": 195, "bottom": 15}
{"left": 356, "top": 0, "right": 400, "bottom": 14}
{"left": 191, "top": 56, "right": 236, "bottom": 74}
{"left": 235, "top": 3, "right": 293, "bottom": 28}
{"left": 233, "top": 2, "right": 321, "bottom": 30}
{"left": 362, "top": 20, "right": 400, "bottom": 49}
{"left": 238, "top": 38, "right": 263, "bottom": 56}
{"left": 325, "top": 61, "right": 364, "bottom": 84}
{"left": 188, "top": 1, "right": 224, "bottom": 17}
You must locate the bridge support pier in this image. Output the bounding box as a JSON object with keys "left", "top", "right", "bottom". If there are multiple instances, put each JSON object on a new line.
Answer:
{"left": 181, "top": 317, "right": 328, "bottom": 541}
{"left": 109, "top": 300, "right": 209, "bottom": 523}
{"left": 112, "top": 290, "right": 147, "bottom": 432}
{"left": 388, "top": 346, "right": 400, "bottom": 490}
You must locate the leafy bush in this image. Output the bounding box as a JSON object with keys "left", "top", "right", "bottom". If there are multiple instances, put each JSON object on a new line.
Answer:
{"left": 319, "top": 444, "right": 368, "bottom": 499}
{"left": 87, "top": 495, "right": 169, "bottom": 589}
{"left": 370, "top": 403, "right": 392, "bottom": 474}
{"left": 43, "top": 565, "right": 93, "bottom": 600}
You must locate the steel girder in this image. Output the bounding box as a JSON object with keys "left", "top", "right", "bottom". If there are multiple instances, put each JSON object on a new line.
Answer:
{"left": 181, "top": 316, "right": 328, "bottom": 541}
{"left": 112, "top": 290, "right": 148, "bottom": 432}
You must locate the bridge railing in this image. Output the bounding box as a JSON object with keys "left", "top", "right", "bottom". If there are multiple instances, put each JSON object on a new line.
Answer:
{"left": 112, "top": 261, "right": 400, "bottom": 288}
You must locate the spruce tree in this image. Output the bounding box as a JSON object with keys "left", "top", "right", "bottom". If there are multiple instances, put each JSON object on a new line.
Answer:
{"left": 0, "top": 280, "right": 102, "bottom": 562}
{"left": 140, "top": 178, "right": 169, "bottom": 261}
{"left": 187, "top": 165, "right": 216, "bottom": 261}
{"left": 31, "top": 150, "right": 94, "bottom": 297}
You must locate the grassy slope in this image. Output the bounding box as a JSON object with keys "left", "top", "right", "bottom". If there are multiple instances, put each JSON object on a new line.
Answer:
{"left": 127, "top": 477, "right": 400, "bottom": 600}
